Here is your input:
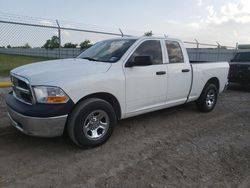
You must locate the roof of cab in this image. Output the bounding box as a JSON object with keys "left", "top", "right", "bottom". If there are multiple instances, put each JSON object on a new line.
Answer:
{"left": 106, "top": 36, "right": 183, "bottom": 43}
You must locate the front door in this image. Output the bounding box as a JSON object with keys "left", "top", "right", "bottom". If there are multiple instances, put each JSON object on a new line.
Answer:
{"left": 124, "top": 39, "right": 168, "bottom": 114}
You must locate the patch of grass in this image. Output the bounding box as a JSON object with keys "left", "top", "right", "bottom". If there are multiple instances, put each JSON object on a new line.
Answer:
{"left": 0, "top": 54, "right": 55, "bottom": 77}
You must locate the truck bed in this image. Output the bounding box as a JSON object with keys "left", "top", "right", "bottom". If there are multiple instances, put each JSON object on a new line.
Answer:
{"left": 188, "top": 61, "right": 229, "bottom": 102}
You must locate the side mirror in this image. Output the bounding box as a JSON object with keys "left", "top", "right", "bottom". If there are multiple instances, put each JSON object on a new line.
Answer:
{"left": 126, "top": 56, "right": 153, "bottom": 67}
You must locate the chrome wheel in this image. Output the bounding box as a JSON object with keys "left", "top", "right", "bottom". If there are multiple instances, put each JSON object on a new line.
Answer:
{"left": 206, "top": 89, "right": 215, "bottom": 108}
{"left": 83, "top": 110, "right": 110, "bottom": 140}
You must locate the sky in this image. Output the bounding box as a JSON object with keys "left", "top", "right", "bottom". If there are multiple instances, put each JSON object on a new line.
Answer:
{"left": 0, "top": 0, "right": 250, "bottom": 47}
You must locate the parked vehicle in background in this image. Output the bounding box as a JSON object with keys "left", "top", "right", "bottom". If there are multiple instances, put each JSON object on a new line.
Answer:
{"left": 228, "top": 52, "right": 250, "bottom": 84}
{"left": 5, "top": 37, "right": 229, "bottom": 147}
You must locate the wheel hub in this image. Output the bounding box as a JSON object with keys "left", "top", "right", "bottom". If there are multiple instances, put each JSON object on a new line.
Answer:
{"left": 206, "top": 90, "right": 215, "bottom": 108}
{"left": 89, "top": 118, "right": 100, "bottom": 130}
{"left": 83, "top": 110, "right": 110, "bottom": 140}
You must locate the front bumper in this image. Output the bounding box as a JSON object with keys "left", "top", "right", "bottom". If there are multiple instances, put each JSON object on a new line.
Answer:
{"left": 7, "top": 106, "right": 67, "bottom": 137}
{"left": 5, "top": 92, "right": 74, "bottom": 137}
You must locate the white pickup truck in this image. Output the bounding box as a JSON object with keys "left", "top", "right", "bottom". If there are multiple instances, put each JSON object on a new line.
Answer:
{"left": 6, "top": 37, "right": 229, "bottom": 147}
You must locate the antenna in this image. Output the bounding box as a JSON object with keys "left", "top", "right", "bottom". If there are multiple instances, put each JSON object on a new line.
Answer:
{"left": 119, "top": 28, "right": 124, "bottom": 37}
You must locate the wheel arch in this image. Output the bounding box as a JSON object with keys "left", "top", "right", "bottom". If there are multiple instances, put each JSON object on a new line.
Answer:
{"left": 72, "top": 92, "right": 122, "bottom": 120}
{"left": 205, "top": 77, "right": 220, "bottom": 91}
{"left": 196, "top": 77, "right": 219, "bottom": 112}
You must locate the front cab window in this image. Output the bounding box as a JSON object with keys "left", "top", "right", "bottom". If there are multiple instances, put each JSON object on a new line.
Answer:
{"left": 126, "top": 40, "right": 163, "bottom": 66}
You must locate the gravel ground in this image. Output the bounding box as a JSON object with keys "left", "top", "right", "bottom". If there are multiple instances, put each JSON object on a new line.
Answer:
{"left": 0, "top": 84, "right": 250, "bottom": 188}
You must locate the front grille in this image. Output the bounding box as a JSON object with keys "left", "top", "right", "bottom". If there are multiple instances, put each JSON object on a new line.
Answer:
{"left": 11, "top": 75, "right": 33, "bottom": 105}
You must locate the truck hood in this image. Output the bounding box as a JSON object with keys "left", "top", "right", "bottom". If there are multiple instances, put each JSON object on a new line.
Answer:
{"left": 11, "top": 58, "right": 112, "bottom": 85}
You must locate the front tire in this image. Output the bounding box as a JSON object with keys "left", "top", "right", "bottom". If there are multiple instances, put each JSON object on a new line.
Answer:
{"left": 196, "top": 83, "right": 218, "bottom": 112}
{"left": 67, "top": 98, "right": 117, "bottom": 147}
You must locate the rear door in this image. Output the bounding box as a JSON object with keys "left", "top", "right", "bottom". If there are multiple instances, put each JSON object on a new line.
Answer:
{"left": 124, "top": 39, "right": 168, "bottom": 114}
{"left": 164, "top": 40, "right": 192, "bottom": 105}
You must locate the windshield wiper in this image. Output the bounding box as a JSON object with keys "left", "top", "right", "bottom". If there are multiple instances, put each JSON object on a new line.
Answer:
{"left": 81, "top": 57, "right": 99, "bottom": 61}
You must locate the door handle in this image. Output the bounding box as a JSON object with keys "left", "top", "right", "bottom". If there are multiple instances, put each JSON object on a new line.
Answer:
{"left": 182, "top": 69, "right": 190, "bottom": 73}
{"left": 156, "top": 71, "right": 166, "bottom": 75}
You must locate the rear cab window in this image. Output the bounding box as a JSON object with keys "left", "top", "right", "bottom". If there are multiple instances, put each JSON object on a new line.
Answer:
{"left": 165, "top": 40, "right": 184, "bottom": 63}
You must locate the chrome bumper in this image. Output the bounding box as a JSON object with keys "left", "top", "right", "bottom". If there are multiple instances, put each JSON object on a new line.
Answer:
{"left": 7, "top": 106, "right": 67, "bottom": 137}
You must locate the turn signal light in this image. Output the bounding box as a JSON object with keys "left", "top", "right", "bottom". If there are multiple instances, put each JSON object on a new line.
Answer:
{"left": 46, "top": 96, "right": 69, "bottom": 103}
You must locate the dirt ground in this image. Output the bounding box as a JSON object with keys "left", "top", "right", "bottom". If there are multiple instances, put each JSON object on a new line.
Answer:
{"left": 0, "top": 84, "right": 250, "bottom": 188}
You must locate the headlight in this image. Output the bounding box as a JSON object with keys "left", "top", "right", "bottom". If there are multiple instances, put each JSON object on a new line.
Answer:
{"left": 33, "top": 86, "right": 69, "bottom": 104}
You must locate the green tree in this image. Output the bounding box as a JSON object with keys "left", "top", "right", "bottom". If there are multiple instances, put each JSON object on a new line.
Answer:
{"left": 50, "top": 36, "right": 60, "bottom": 49}
{"left": 43, "top": 39, "right": 51, "bottom": 49}
{"left": 63, "top": 42, "right": 77, "bottom": 48}
{"left": 42, "top": 35, "right": 60, "bottom": 49}
{"left": 23, "top": 43, "right": 31, "bottom": 48}
{"left": 80, "top": 40, "right": 92, "bottom": 50}
{"left": 7, "top": 45, "right": 11, "bottom": 48}
{"left": 144, "top": 31, "right": 153, "bottom": 36}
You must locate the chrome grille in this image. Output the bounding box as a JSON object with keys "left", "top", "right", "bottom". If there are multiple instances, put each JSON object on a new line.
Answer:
{"left": 11, "top": 75, "right": 33, "bottom": 105}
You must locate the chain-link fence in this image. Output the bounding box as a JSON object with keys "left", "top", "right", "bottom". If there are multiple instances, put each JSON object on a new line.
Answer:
{"left": 183, "top": 40, "right": 238, "bottom": 62}
{"left": 0, "top": 12, "right": 243, "bottom": 61}
{"left": 0, "top": 12, "right": 133, "bottom": 59}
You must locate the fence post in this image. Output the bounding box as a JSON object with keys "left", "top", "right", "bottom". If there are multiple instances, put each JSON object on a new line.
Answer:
{"left": 216, "top": 42, "right": 220, "bottom": 61}
{"left": 231, "top": 42, "right": 238, "bottom": 60}
{"left": 119, "top": 28, "right": 124, "bottom": 37}
{"left": 235, "top": 42, "right": 238, "bottom": 52}
{"left": 194, "top": 39, "right": 199, "bottom": 61}
{"left": 56, "top": 20, "right": 61, "bottom": 58}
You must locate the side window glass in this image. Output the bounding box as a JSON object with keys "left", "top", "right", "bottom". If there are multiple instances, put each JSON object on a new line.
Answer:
{"left": 165, "top": 41, "right": 184, "bottom": 63}
{"left": 128, "top": 40, "right": 163, "bottom": 65}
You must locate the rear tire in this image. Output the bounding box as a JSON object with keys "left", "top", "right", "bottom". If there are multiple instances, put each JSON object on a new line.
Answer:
{"left": 67, "top": 98, "right": 117, "bottom": 147}
{"left": 196, "top": 83, "right": 218, "bottom": 112}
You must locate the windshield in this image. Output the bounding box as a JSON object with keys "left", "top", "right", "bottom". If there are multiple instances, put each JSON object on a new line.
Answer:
{"left": 232, "top": 52, "right": 250, "bottom": 62}
{"left": 77, "top": 39, "right": 136, "bottom": 63}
